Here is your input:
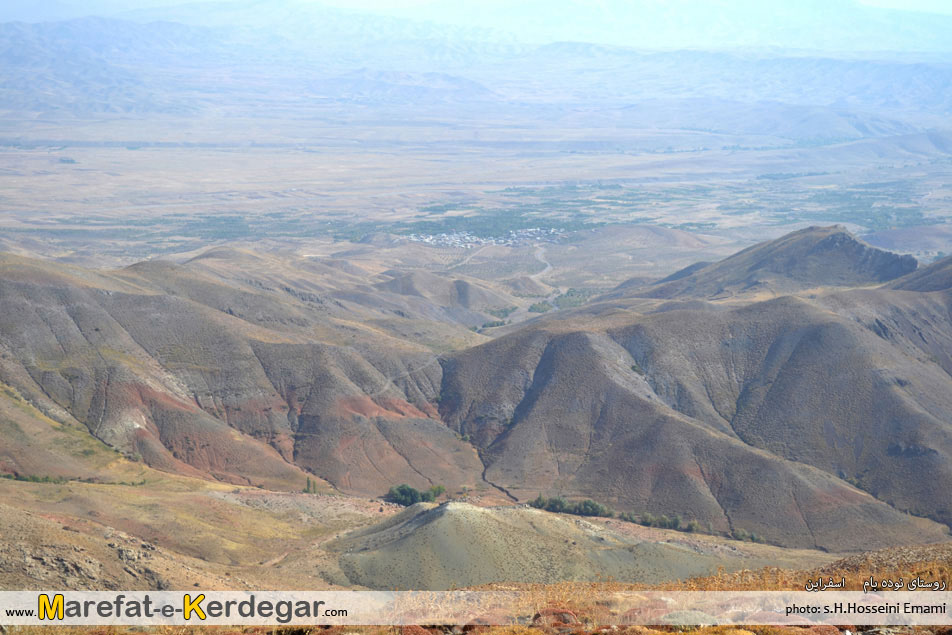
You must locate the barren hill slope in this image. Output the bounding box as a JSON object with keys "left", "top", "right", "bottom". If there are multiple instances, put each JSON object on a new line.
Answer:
{"left": 3, "top": 227, "right": 952, "bottom": 554}
{"left": 0, "top": 252, "right": 485, "bottom": 494}
{"left": 437, "top": 229, "right": 952, "bottom": 549}
{"left": 328, "top": 501, "right": 834, "bottom": 590}
{"left": 437, "top": 317, "right": 950, "bottom": 550}
{"left": 623, "top": 225, "right": 917, "bottom": 300}
{"left": 890, "top": 254, "right": 952, "bottom": 292}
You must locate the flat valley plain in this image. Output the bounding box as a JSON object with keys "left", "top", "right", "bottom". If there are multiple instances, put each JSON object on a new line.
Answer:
{"left": 4, "top": 114, "right": 952, "bottom": 271}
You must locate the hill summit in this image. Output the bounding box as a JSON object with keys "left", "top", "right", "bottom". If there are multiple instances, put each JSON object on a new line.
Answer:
{"left": 632, "top": 225, "right": 918, "bottom": 299}
{"left": 328, "top": 501, "right": 829, "bottom": 590}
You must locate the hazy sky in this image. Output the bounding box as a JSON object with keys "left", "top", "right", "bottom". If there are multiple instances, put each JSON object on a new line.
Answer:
{"left": 856, "top": 0, "right": 952, "bottom": 12}
{"left": 289, "top": 0, "right": 952, "bottom": 14}
{"left": 303, "top": 0, "right": 951, "bottom": 15}
{"left": 77, "top": 0, "right": 952, "bottom": 15}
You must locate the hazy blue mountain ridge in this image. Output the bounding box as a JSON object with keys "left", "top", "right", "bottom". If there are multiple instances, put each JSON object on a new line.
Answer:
{"left": 3, "top": 8, "right": 952, "bottom": 139}
{"left": 395, "top": 0, "right": 952, "bottom": 53}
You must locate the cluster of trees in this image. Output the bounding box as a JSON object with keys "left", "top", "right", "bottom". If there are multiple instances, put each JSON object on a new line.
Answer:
{"left": 378, "top": 485, "right": 770, "bottom": 544}
{"left": 0, "top": 473, "right": 66, "bottom": 484}
{"left": 529, "top": 495, "right": 702, "bottom": 531}
{"left": 384, "top": 484, "right": 446, "bottom": 506}
{"left": 617, "top": 511, "right": 701, "bottom": 533}
{"left": 528, "top": 495, "right": 614, "bottom": 518}
{"left": 553, "top": 288, "right": 595, "bottom": 309}
{"left": 528, "top": 495, "right": 769, "bottom": 542}
{"left": 618, "top": 511, "right": 763, "bottom": 542}
{"left": 487, "top": 306, "right": 517, "bottom": 319}
{"left": 730, "top": 527, "right": 767, "bottom": 544}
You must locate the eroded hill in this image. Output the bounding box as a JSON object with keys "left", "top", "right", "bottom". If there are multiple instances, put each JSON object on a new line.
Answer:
{"left": 622, "top": 225, "right": 918, "bottom": 300}
{"left": 328, "top": 501, "right": 834, "bottom": 590}
{"left": 2, "top": 226, "right": 952, "bottom": 557}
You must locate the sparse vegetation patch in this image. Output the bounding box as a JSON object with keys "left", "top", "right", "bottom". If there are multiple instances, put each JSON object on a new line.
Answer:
{"left": 487, "top": 306, "right": 517, "bottom": 319}
{"left": 553, "top": 288, "right": 598, "bottom": 309}
{"left": 528, "top": 301, "right": 553, "bottom": 313}
{"left": 528, "top": 495, "right": 614, "bottom": 518}
{"left": 385, "top": 483, "right": 446, "bottom": 506}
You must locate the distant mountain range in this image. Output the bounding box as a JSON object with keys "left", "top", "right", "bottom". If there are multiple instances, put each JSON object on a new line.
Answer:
{"left": 395, "top": 0, "right": 952, "bottom": 53}
{"left": 3, "top": 6, "right": 952, "bottom": 140}
{"left": 5, "top": 0, "right": 952, "bottom": 54}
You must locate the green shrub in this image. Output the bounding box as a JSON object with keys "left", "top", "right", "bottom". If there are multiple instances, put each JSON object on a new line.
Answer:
{"left": 544, "top": 496, "right": 567, "bottom": 513}
{"left": 553, "top": 288, "right": 596, "bottom": 309}
{"left": 487, "top": 306, "right": 517, "bottom": 319}
{"left": 574, "top": 499, "right": 614, "bottom": 517}
{"left": 385, "top": 484, "right": 424, "bottom": 506}
{"left": 619, "top": 511, "right": 706, "bottom": 534}
{"left": 0, "top": 473, "right": 66, "bottom": 484}
{"left": 527, "top": 495, "right": 613, "bottom": 518}
{"left": 385, "top": 483, "right": 446, "bottom": 506}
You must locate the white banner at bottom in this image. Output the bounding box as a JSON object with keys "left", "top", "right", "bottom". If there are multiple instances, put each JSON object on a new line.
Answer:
{"left": 0, "top": 591, "right": 950, "bottom": 626}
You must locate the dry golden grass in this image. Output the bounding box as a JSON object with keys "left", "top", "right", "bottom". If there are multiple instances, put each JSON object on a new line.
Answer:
{"left": 470, "top": 552, "right": 952, "bottom": 596}
{"left": 666, "top": 555, "right": 952, "bottom": 592}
